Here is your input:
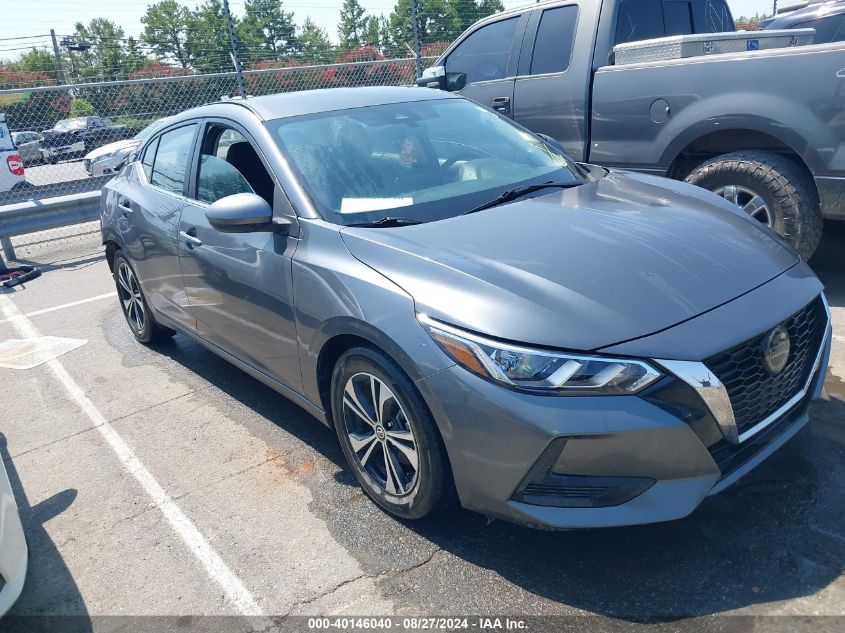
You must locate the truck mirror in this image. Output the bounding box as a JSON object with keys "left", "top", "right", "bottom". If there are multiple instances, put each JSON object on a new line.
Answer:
{"left": 446, "top": 72, "right": 467, "bottom": 91}
{"left": 417, "top": 65, "right": 447, "bottom": 90}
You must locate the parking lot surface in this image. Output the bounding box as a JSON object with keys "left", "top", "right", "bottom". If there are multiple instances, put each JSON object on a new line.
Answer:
{"left": 1, "top": 223, "right": 844, "bottom": 631}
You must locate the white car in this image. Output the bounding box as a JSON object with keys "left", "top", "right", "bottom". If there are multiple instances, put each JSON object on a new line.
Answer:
{"left": 83, "top": 116, "right": 171, "bottom": 178}
{"left": 0, "top": 457, "right": 27, "bottom": 615}
{"left": 0, "top": 114, "right": 26, "bottom": 193}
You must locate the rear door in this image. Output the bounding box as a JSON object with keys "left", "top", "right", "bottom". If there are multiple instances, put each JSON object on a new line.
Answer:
{"left": 446, "top": 13, "right": 529, "bottom": 118}
{"left": 176, "top": 119, "right": 302, "bottom": 392}
{"left": 119, "top": 121, "right": 199, "bottom": 330}
{"left": 512, "top": 1, "right": 596, "bottom": 160}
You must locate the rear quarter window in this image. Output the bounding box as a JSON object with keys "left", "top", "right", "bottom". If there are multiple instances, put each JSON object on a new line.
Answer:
{"left": 530, "top": 6, "right": 579, "bottom": 75}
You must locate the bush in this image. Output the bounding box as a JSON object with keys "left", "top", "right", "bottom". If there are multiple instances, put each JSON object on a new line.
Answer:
{"left": 69, "top": 97, "right": 96, "bottom": 117}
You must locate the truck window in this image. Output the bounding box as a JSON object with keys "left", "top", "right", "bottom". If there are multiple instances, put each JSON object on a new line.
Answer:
{"left": 445, "top": 17, "right": 519, "bottom": 85}
{"left": 693, "top": 0, "right": 733, "bottom": 33}
{"left": 530, "top": 6, "right": 579, "bottom": 75}
{"left": 664, "top": 1, "right": 693, "bottom": 35}
{"left": 616, "top": 0, "right": 665, "bottom": 44}
{"left": 796, "top": 15, "right": 845, "bottom": 42}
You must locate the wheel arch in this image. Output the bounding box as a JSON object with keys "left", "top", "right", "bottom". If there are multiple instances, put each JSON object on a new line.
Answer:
{"left": 312, "top": 317, "right": 434, "bottom": 427}
{"left": 664, "top": 126, "right": 815, "bottom": 184}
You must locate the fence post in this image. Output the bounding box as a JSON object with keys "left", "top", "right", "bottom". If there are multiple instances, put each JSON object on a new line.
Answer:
{"left": 410, "top": 0, "right": 422, "bottom": 79}
{"left": 223, "top": 0, "right": 247, "bottom": 99}
{"left": 1, "top": 236, "right": 15, "bottom": 263}
{"left": 50, "top": 29, "right": 66, "bottom": 85}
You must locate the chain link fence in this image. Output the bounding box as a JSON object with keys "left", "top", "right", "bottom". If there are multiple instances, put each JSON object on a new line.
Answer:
{"left": 1, "top": 55, "right": 434, "bottom": 207}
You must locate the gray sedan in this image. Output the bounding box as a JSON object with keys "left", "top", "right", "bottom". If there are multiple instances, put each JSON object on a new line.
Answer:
{"left": 99, "top": 87, "right": 831, "bottom": 529}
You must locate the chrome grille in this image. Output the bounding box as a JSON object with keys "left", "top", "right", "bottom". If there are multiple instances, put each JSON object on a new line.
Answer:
{"left": 704, "top": 296, "right": 826, "bottom": 437}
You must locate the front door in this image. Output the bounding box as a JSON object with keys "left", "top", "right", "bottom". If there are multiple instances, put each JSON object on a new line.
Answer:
{"left": 447, "top": 13, "right": 528, "bottom": 118}
{"left": 176, "top": 120, "right": 302, "bottom": 392}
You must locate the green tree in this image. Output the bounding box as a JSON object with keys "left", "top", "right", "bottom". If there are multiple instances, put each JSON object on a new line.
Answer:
{"left": 362, "top": 15, "right": 382, "bottom": 47}
{"left": 185, "top": 0, "right": 234, "bottom": 73}
{"left": 338, "top": 0, "right": 368, "bottom": 49}
{"left": 141, "top": 0, "right": 190, "bottom": 68}
{"left": 451, "top": 0, "right": 504, "bottom": 33}
{"left": 73, "top": 18, "right": 127, "bottom": 80}
{"left": 10, "top": 49, "right": 58, "bottom": 76}
{"left": 387, "top": 0, "right": 461, "bottom": 51}
{"left": 69, "top": 97, "right": 96, "bottom": 117}
{"left": 237, "top": 0, "right": 298, "bottom": 61}
{"left": 298, "top": 18, "right": 334, "bottom": 63}
{"left": 124, "top": 37, "right": 150, "bottom": 73}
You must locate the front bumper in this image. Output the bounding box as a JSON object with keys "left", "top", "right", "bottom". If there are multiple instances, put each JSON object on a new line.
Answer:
{"left": 416, "top": 292, "right": 831, "bottom": 529}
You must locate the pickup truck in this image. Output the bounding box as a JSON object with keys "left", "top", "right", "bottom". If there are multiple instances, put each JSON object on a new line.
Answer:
{"left": 418, "top": 0, "right": 845, "bottom": 258}
{"left": 40, "top": 116, "right": 128, "bottom": 164}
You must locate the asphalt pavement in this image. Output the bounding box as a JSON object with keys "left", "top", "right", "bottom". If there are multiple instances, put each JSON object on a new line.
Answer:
{"left": 0, "top": 222, "right": 843, "bottom": 632}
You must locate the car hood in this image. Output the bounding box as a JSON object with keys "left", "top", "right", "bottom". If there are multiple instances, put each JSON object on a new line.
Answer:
{"left": 85, "top": 139, "right": 137, "bottom": 160}
{"left": 339, "top": 170, "right": 799, "bottom": 351}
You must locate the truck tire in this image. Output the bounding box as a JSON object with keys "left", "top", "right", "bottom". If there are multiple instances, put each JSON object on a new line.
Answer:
{"left": 684, "top": 150, "right": 823, "bottom": 260}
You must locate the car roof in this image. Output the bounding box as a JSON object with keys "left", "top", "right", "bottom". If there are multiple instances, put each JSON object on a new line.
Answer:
{"left": 761, "top": 0, "right": 845, "bottom": 28}
{"left": 174, "top": 86, "right": 458, "bottom": 123}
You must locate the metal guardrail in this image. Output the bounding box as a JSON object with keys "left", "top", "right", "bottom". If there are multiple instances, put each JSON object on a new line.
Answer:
{"left": 0, "top": 191, "right": 101, "bottom": 262}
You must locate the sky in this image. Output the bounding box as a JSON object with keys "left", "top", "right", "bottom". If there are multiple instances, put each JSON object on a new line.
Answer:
{"left": 0, "top": 0, "right": 779, "bottom": 57}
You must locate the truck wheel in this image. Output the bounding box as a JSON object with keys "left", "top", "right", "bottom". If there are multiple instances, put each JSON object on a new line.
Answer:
{"left": 684, "top": 150, "right": 823, "bottom": 260}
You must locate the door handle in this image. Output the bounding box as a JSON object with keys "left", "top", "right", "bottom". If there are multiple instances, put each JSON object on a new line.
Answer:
{"left": 179, "top": 229, "right": 202, "bottom": 247}
{"left": 118, "top": 198, "right": 133, "bottom": 214}
{"left": 491, "top": 96, "right": 511, "bottom": 114}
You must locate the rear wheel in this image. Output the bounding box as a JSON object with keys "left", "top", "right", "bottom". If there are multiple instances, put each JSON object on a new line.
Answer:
{"left": 684, "top": 150, "right": 823, "bottom": 260}
{"left": 331, "top": 346, "right": 453, "bottom": 520}
{"left": 112, "top": 251, "right": 175, "bottom": 344}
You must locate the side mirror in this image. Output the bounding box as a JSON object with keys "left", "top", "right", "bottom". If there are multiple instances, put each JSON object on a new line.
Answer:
{"left": 446, "top": 72, "right": 467, "bottom": 92}
{"left": 417, "top": 65, "right": 446, "bottom": 90}
{"left": 206, "top": 192, "right": 290, "bottom": 234}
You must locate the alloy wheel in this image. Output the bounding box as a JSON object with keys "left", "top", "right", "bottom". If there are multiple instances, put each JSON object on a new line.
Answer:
{"left": 117, "top": 262, "right": 146, "bottom": 334}
{"left": 342, "top": 372, "right": 419, "bottom": 496}
{"left": 713, "top": 184, "right": 773, "bottom": 227}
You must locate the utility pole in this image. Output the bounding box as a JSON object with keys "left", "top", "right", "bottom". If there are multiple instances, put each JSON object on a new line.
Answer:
{"left": 773, "top": 0, "right": 778, "bottom": 17}
{"left": 410, "top": 0, "right": 422, "bottom": 79}
{"left": 50, "top": 29, "right": 66, "bottom": 84}
{"left": 222, "top": 0, "right": 247, "bottom": 99}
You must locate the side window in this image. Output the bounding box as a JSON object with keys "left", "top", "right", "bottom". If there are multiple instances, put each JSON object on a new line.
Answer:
{"left": 150, "top": 124, "right": 196, "bottom": 194}
{"left": 691, "top": 0, "right": 733, "bottom": 33}
{"left": 141, "top": 137, "right": 159, "bottom": 181}
{"left": 445, "top": 17, "right": 519, "bottom": 85}
{"left": 616, "top": 0, "right": 665, "bottom": 44}
{"left": 664, "top": 1, "right": 693, "bottom": 36}
{"left": 797, "top": 16, "right": 845, "bottom": 43}
{"left": 194, "top": 125, "right": 274, "bottom": 206}
{"left": 530, "top": 6, "right": 579, "bottom": 75}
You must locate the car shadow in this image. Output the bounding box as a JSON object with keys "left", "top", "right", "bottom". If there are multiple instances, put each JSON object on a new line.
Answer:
{"left": 809, "top": 220, "right": 845, "bottom": 308}
{"left": 0, "top": 434, "right": 92, "bottom": 633}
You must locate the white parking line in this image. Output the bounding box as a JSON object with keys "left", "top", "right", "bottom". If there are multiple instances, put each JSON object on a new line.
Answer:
{"left": 0, "top": 294, "right": 275, "bottom": 630}
{"left": 0, "top": 292, "right": 117, "bottom": 324}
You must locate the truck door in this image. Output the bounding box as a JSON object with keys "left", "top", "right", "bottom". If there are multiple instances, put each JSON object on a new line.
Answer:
{"left": 512, "top": 2, "right": 596, "bottom": 161}
{"left": 447, "top": 14, "right": 529, "bottom": 118}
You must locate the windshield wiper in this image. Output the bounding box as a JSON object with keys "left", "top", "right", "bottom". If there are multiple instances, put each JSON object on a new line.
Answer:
{"left": 460, "top": 182, "right": 575, "bottom": 216}
{"left": 346, "top": 216, "right": 423, "bottom": 228}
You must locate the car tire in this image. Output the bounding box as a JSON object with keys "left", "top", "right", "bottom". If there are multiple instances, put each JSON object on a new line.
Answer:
{"left": 684, "top": 150, "right": 823, "bottom": 260}
{"left": 331, "top": 346, "right": 454, "bottom": 520}
{"left": 112, "top": 251, "right": 176, "bottom": 344}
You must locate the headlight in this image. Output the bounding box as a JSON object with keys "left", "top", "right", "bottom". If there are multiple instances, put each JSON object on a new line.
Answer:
{"left": 419, "top": 315, "right": 662, "bottom": 395}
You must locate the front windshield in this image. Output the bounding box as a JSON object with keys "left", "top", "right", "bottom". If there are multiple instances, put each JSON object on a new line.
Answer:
{"left": 266, "top": 98, "right": 583, "bottom": 225}
{"left": 54, "top": 118, "right": 87, "bottom": 132}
